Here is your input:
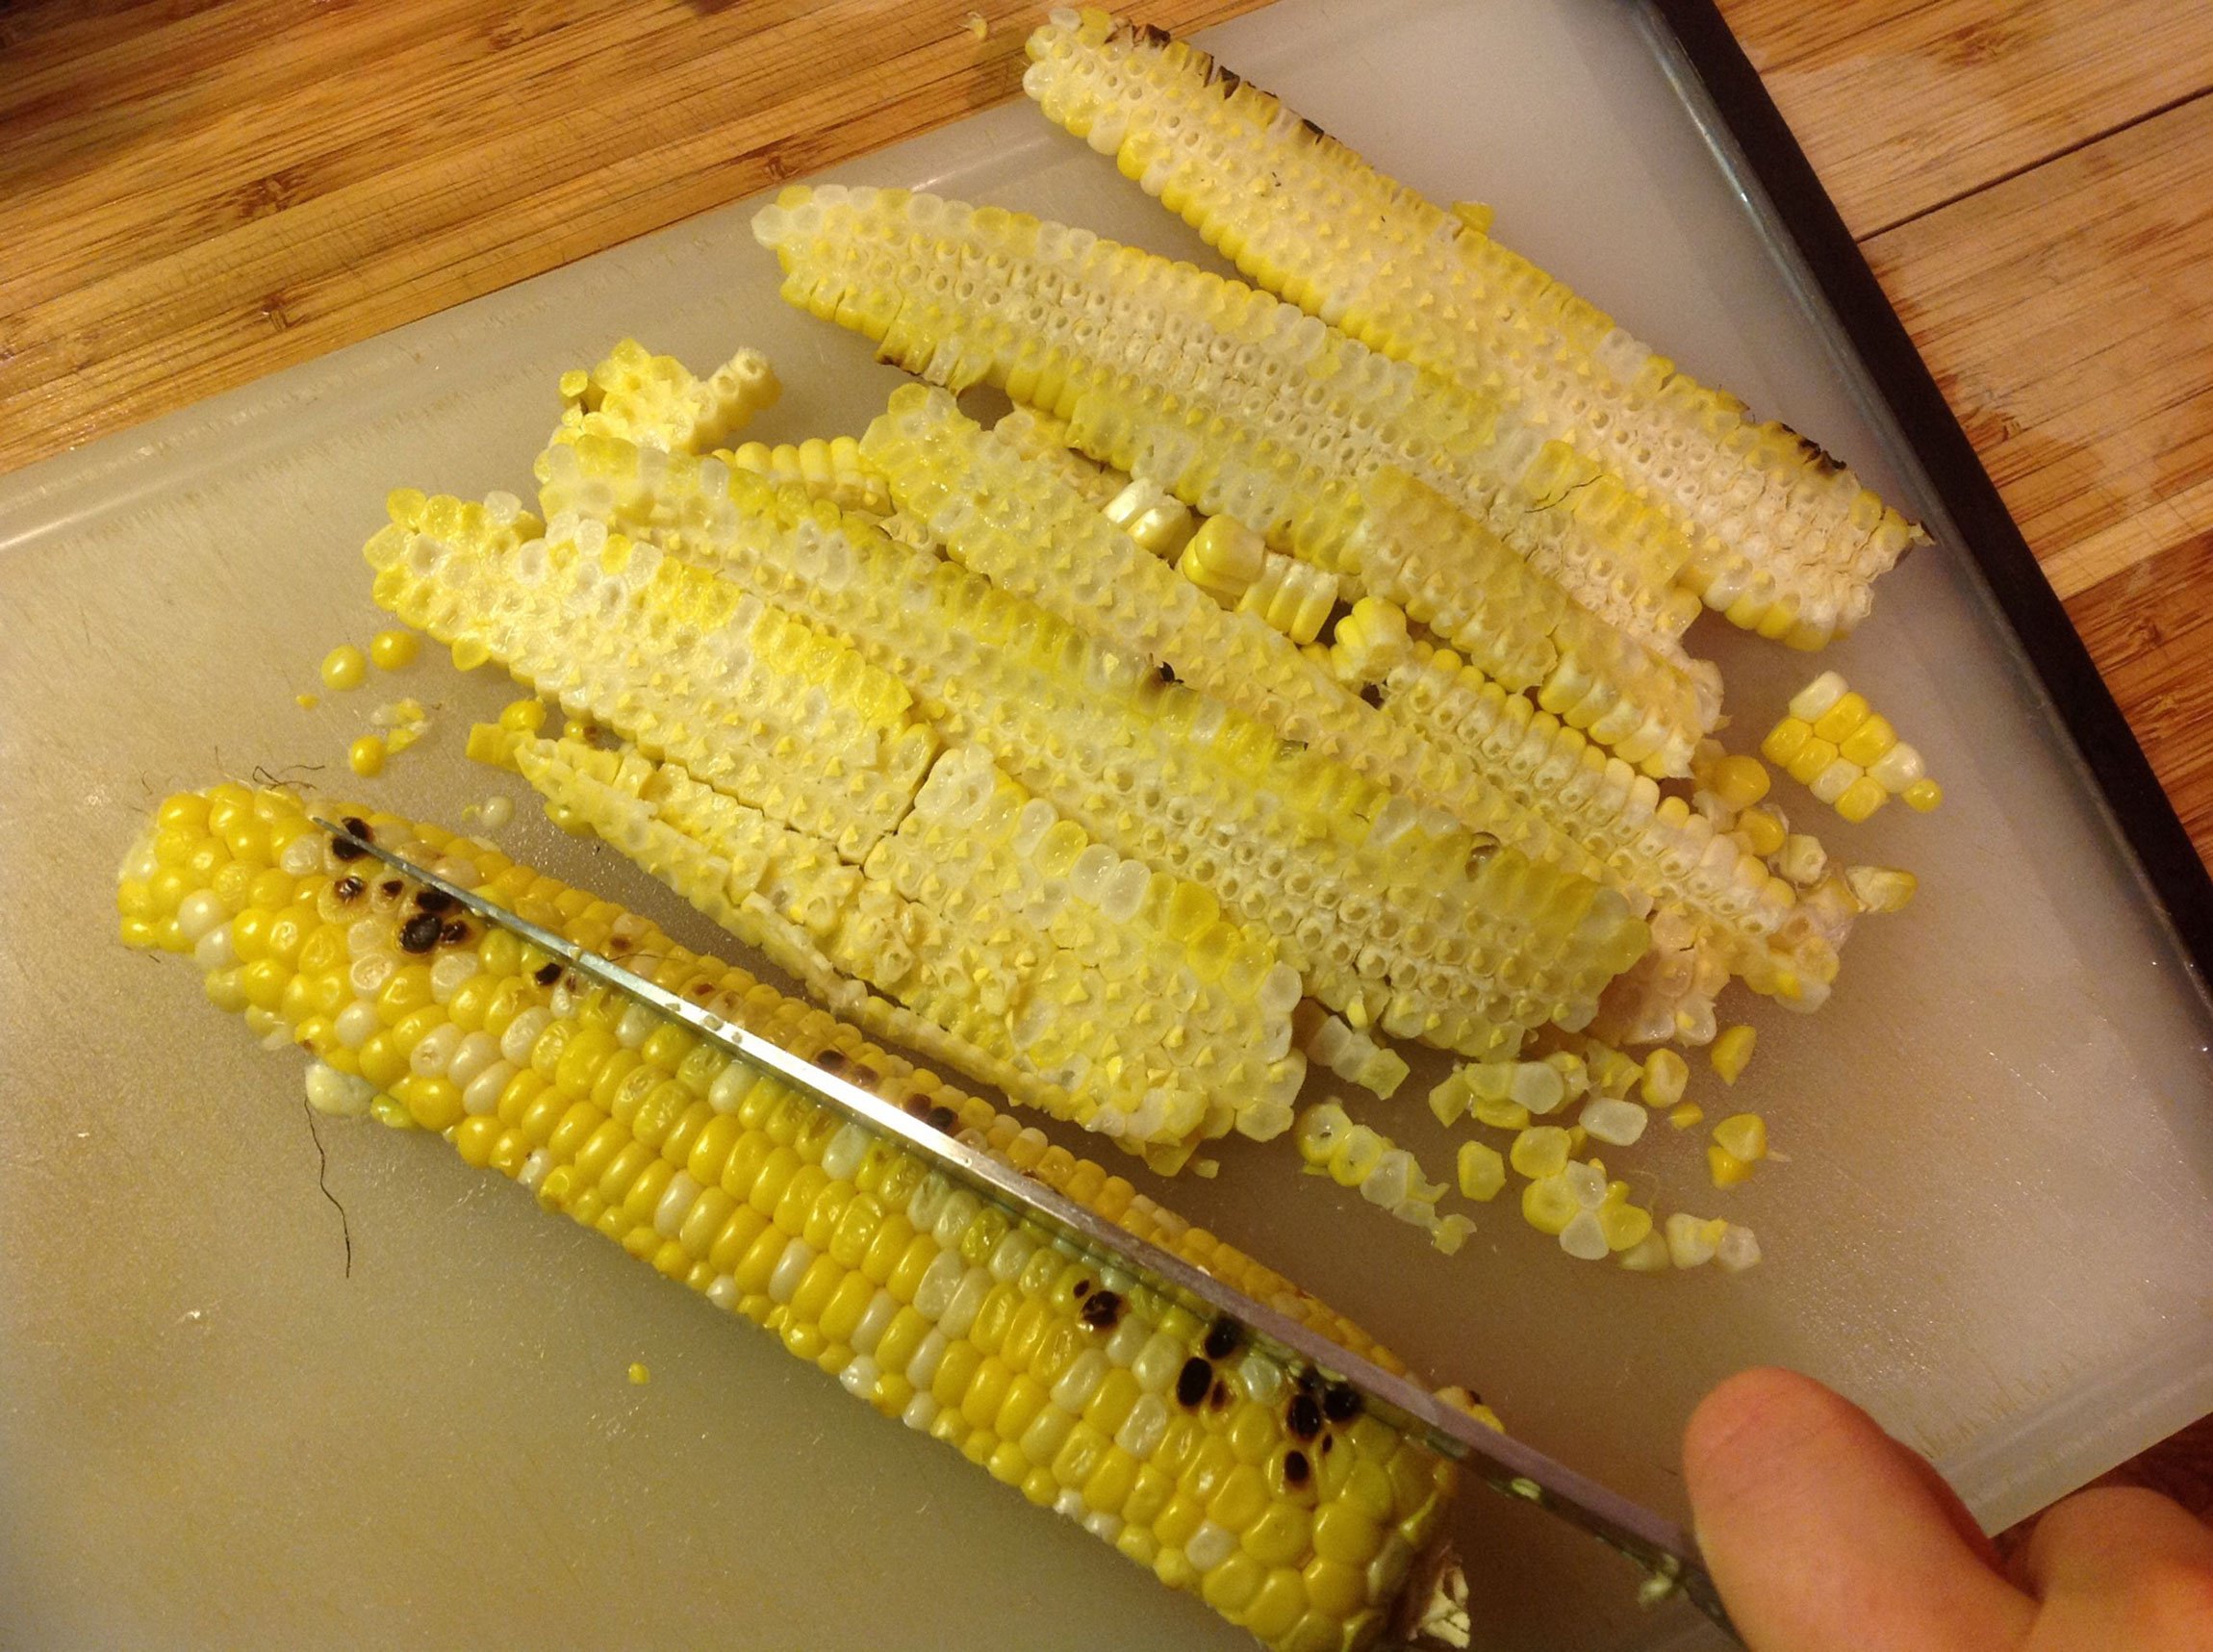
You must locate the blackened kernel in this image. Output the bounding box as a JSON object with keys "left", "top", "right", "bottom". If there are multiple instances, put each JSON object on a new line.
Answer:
{"left": 333, "top": 877, "right": 365, "bottom": 902}
{"left": 1072, "top": 1279, "right": 1091, "bottom": 1298}
{"left": 1080, "top": 1289, "right": 1125, "bottom": 1331}
{"left": 379, "top": 879, "right": 403, "bottom": 898}
{"left": 398, "top": 913, "right": 441, "bottom": 954}
{"left": 1175, "top": 1357, "right": 1213, "bottom": 1408}
{"left": 439, "top": 920, "right": 471, "bottom": 946}
{"left": 926, "top": 1104, "right": 958, "bottom": 1131}
{"left": 903, "top": 1097, "right": 933, "bottom": 1119}
{"left": 814, "top": 1049, "right": 847, "bottom": 1075}
{"left": 1157, "top": 660, "right": 1178, "bottom": 683}
{"left": 1321, "top": 1435, "right": 1335, "bottom": 1455}
{"left": 330, "top": 837, "right": 367, "bottom": 862}
{"left": 1203, "top": 1318, "right": 1240, "bottom": 1360}
{"left": 534, "top": 962, "right": 562, "bottom": 986}
{"left": 1283, "top": 1449, "right": 1310, "bottom": 1487}
{"left": 1286, "top": 1393, "right": 1323, "bottom": 1441}
{"left": 414, "top": 888, "right": 455, "bottom": 914}
{"left": 1322, "top": 1384, "right": 1361, "bottom": 1423}
{"left": 1208, "top": 1379, "right": 1231, "bottom": 1410}
{"left": 342, "top": 816, "right": 373, "bottom": 840}
{"left": 1293, "top": 1368, "right": 1320, "bottom": 1393}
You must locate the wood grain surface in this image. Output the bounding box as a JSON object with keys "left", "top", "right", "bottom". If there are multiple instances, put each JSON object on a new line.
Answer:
{"left": 4, "top": 0, "right": 2209, "bottom": 1524}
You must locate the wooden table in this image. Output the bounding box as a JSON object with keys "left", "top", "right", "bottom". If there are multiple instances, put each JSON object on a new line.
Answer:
{"left": 6, "top": 0, "right": 2207, "bottom": 1528}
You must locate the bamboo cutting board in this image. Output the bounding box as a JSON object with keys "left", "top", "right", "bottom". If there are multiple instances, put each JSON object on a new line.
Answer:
{"left": 3, "top": 3, "right": 2211, "bottom": 1648}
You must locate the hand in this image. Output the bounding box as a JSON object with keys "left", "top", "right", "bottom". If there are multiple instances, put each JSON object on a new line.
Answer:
{"left": 1684, "top": 1367, "right": 2213, "bottom": 1650}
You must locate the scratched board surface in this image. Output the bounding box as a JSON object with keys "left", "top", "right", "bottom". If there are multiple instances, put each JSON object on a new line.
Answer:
{"left": 3, "top": 2, "right": 2210, "bottom": 1648}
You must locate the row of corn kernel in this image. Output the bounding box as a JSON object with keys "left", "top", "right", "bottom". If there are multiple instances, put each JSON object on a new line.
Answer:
{"left": 1763, "top": 672, "right": 1941, "bottom": 823}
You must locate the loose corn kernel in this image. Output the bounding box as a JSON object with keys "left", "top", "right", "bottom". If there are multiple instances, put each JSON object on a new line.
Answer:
{"left": 1738, "top": 806, "right": 1787, "bottom": 856}
{"left": 627, "top": 1361, "right": 650, "bottom": 1385}
{"left": 1667, "top": 1102, "right": 1704, "bottom": 1131}
{"left": 466, "top": 724, "right": 517, "bottom": 769}
{"left": 1709, "top": 754, "right": 1771, "bottom": 810}
{"left": 294, "top": 692, "right": 319, "bottom": 710}
{"left": 1639, "top": 1049, "right": 1688, "bottom": 1109}
{"left": 499, "top": 698, "right": 549, "bottom": 735}
{"left": 319, "top": 645, "right": 367, "bottom": 691}
{"left": 1456, "top": 1141, "right": 1505, "bottom": 1202}
{"left": 1712, "top": 1113, "right": 1768, "bottom": 1163}
{"left": 1665, "top": 1213, "right": 1728, "bottom": 1268}
{"left": 1844, "top": 865, "right": 1918, "bottom": 913}
{"left": 348, "top": 734, "right": 387, "bottom": 777}
{"left": 1710, "top": 1025, "right": 1756, "bottom": 1084}
{"left": 1707, "top": 1144, "right": 1754, "bottom": 1188}
{"left": 369, "top": 628, "right": 420, "bottom": 671}
{"left": 1508, "top": 1126, "right": 1570, "bottom": 1181}
{"left": 1903, "top": 777, "right": 1943, "bottom": 812}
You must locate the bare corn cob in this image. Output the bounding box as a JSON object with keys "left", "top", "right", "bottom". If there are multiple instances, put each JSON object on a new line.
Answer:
{"left": 119, "top": 784, "right": 1471, "bottom": 1649}
{"left": 750, "top": 185, "right": 1717, "bottom": 775}
{"left": 1022, "top": 9, "right": 1922, "bottom": 647}
{"left": 513, "top": 728, "right": 1305, "bottom": 1162}
{"left": 555, "top": 337, "right": 780, "bottom": 453}
{"left": 723, "top": 437, "right": 892, "bottom": 516}
{"left": 366, "top": 488, "right": 937, "bottom": 861}
{"left": 863, "top": 388, "right": 1834, "bottom": 1004}
{"left": 533, "top": 436, "right": 1652, "bottom": 1054}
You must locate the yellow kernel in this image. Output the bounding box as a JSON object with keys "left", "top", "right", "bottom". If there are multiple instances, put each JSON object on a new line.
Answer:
{"left": 627, "top": 1361, "right": 650, "bottom": 1385}
{"left": 1738, "top": 806, "right": 1786, "bottom": 856}
{"left": 294, "top": 692, "right": 320, "bottom": 710}
{"left": 319, "top": 645, "right": 367, "bottom": 691}
{"left": 1710, "top": 1025, "right": 1757, "bottom": 1084}
{"left": 1811, "top": 692, "right": 1870, "bottom": 743}
{"left": 466, "top": 724, "right": 516, "bottom": 768}
{"left": 1785, "top": 736, "right": 1839, "bottom": 786}
{"left": 369, "top": 628, "right": 420, "bottom": 671}
{"left": 1760, "top": 716, "right": 1812, "bottom": 767}
{"left": 1668, "top": 1103, "right": 1704, "bottom": 1131}
{"left": 1520, "top": 1175, "right": 1576, "bottom": 1236}
{"left": 1835, "top": 775, "right": 1890, "bottom": 824}
{"left": 1640, "top": 1049, "right": 1689, "bottom": 1108}
{"left": 1902, "top": 777, "right": 1944, "bottom": 812}
{"left": 1456, "top": 1141, "right": 1505, "bottom": 1202}
{"left": 498, "top": 698, "right": 550, "bottom": 735}
{"left": 1709, "top": 754, "right": 1771, "bottom": 810}
{"left": 1713, "top": 1113, "right": 1768, "bottom": 1162}
{"left": 1708, "top": 1144, "right": 1755, "bottom": 1188}
{"left": 348, "top": 734, "right": 387, "bottom": 777}
{"left": 1838, "top": 713, "right": 1896, "bottom": 766}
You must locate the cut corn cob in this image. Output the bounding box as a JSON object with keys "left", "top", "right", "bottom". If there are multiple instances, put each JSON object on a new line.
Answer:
{"left": 119, "top": 784, "right": 1466, "bottom": 1647}
{"left": 365, "top": 488, "right": 937, "bottom": 862}
{"left": 536, "top": 435, "right": 1650, "bottom": 1056}
{"left": 555, "top": 337, "right": 780, "bottom": 453}
{"left": 722, "top": 437, "right": 892, "bottom": 516}
{"left": 1023, "top": 10, "right": 1922, "bottom": 647}
{"left": 750, "top": 185, "right": 1718, "bottom": 775}
{"left": 512, "top": 729, "right": 1304, "bottom": 1162}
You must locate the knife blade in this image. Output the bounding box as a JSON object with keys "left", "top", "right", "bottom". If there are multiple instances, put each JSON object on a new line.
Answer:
{"left": 315, "top": 816, "right": 1736, "bottom": 1640}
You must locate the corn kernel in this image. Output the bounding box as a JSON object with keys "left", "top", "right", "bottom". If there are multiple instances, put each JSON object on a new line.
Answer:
{"left": 1787, "top": 671, "right": 1848, "bottom": 722}
{"left": 369, "top": 628, "right": 420, "bottom": 671}
{"left": 348, "top": 734, "right": 387, "bottom": 777}
{"left": 1738, "top": 806, "right": 1786, "bottom": 856}
{"left": 1710, "top": 1026, "right": 1756, "bottom": 1084}
{"left": 1456, "top": 1141, "right": 1505, "bottom": 1202}
{"left": 1785, "top": 735, "right": 1839, "bottom": 786}
{"left": 1712, "top": 1113, "right": 1768, "bottom": 1162}
{"left": 1838, "top": 713, "right": 1896, "bottom": 766}
{"left": 1902, "top": 777, "right": 1943, "bottom": 812}
{"left": 1639, "top": 1049, "right": 1688, "bottom": 1108}
{"left": 1835, "top": 776, "right": 1889, "bottom": 823}
{"left": 1811, "top": 691, "right": 1870, "bottom": 743}
{"left": 1668, "top": 1102, "right": 1704, "bottom": 1131}
{"left": 319, "top": 645, "right": 366, "bottom": 691}
{"left": 1707, "top": 1144, "right": 1754, "bottom": 1188}
{"left": 1761, "top": 716, "right": 1813, "bottom": 767}
{"left": 1709, "top": 754, "right": 1771, "bottom": 810}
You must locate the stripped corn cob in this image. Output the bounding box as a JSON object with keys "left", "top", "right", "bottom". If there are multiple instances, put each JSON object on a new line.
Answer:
{"left": 366, "top": 488, "right": 937, "bottom": 862}
{"left": 750, "top": 185, "right": 1717, "bottom": 775}
{"left": 532, "top": 435, "right": 1651, "bottom": 1055}
{"left": 119, "top": 784, "right": 1470, "bottom": 1648}
{"left": 723, "top": 437, "right": 891, "bottom": 516}
{"left": 1023, "top": 10, "right": 1922, "bottom": 647}
{"left": 555, "top": 337, "right": 779, "bottom": 453}
{"left": 515, "top": 728, "right": 1305, "bottom": 1162}
{"left": 994, "top": 406, "right": 1128, "bottom": 502}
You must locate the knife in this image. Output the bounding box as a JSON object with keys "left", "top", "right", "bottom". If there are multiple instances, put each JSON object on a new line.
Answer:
{"left": 316, "top": 817, "right": 1737, "bottom": 1642}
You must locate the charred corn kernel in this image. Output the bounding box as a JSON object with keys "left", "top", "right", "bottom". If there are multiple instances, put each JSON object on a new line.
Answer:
{"left": 347, "top": 735, "right": 387, "bottom": 777}
{"left": 1903, "top": 777, "right": 1943, "bottom": 812}
{"left": 320, "top": 645, "right": 367, "bottom": 691}
{"left": 1710, "top": 1025, "right": 1756, "bottom": 1084}
{"left": 1021, "top": 13, "right": 1919, "bottom": 647}
{"left": 1835, "top": 776, "right": 1889, "bottom": 823}
{"left": 1639, "top": 1049, "right": 1688, "bottom": 1108}
{"left": 1709, "top": 754, "right": 1770, "bottom": 810}
{"left": 1738, "top": 806, "right": 1786, "bottom": 856}
{"left": 126, "top": 787, "right": 1451, "bottom": 1647}
{"left": 1707, "top": 1144, "right": 1754, "bottom": 1188}
{"left": 1712, "top": 1113, "right": 1768, "bottom": 1163}
{"left": 754, "top": 186, "right": 1719, "bottom": 774}
{"left": 1668, "top": 1102, "right": 1704, "bottom": 1131}
{"left": 1844, "top": 865, "right": 1917, "bottom": 913}
{"left": 1456, "top": 1141, "right": 1505, "bottom": 1202}
{"left": 369, "top": 628, "right": 420, "bottom": 671}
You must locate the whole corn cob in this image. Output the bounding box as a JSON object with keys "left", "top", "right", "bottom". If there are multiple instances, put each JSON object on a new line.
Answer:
{"left": 1021, "top": 9, "right": 1922, "bottom": 648}
{"left": 750, "top": 185, "right": 1717, "bottom": 775}
{"left": 511, "top": 728, "right": 1307, "bottom": 1163}
{"left": 118, "top": 783, "right": 1473, "bottom": 1649}
{"left": 526, "top": 437, "right": 1652, "bottom": 1054}
{"left": 555, "top": 337, "right": 780, "bottom": 453}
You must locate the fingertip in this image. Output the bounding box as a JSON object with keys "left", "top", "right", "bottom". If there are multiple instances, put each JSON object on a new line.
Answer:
{"left": 1684, "top": 1366, "right": 1844, "bottom": 1514}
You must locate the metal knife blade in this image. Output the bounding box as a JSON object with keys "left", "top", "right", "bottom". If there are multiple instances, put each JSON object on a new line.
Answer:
{"left": 316, "top": 817, "right": 1736, "bottom": 1639}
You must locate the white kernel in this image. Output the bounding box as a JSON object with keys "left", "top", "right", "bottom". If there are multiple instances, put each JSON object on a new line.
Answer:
{"left": 445, "top": 1030, "right": 501, "bottom": 1089}
{"left": 429, "top": 952, "right": 480, "bottom": 1004}
{"left": 654, "top": 1172, "right": 701, "bottom": 1239}
{"left": 334, "top": 1001, "right": 381, "bottom": 1051}
{"left": 1184, "top": 1522, "right": 1235, "bottom": 1571}
{"left": 304, "top": 1061, "right": 373, "bottom": 1118}
{"left": 939, "top": 1267, "right": 994, "bottom": 1339}
{"left": 1115, "top": 1392, "right": 1169, "bottom": 1459}
{"left": 176, "top": 890, "right": 225, "bottom": 945}
{"left": 706, "top": 1274, "right": 740, "bottom": 1312}
{"left": 1580, "top": 1098, "right": 1648, "bottom": 1147}
{"left": 837, "top": 1355, "right": 878, "bottom": 1398}
{"left": 499, "top": 1006, "right": 552, "bottom": 1065}
{"left": 462, "top": 1058, "right": 514, "bottom": 1116}
{"left": 1560, "top": 1210, "right": 1610, "bottom": 1260}
{"left": 193, "top": 924, "right": 238, "bottom": 971}
{"left": 819, "top": 1122, "right": 872, "bottom": 1182}
{"left": 852, "top": 1288, "right": 899, "bottom": 1356}
{"left": 409, "top": 1022, "right": 463, "bottom": 1079}
{"left": 708, "top": 1062, "right": 751, "bottom": 1115}
{"left": 912, "top": 1250, "right": 966, "bottom": 1319}
{"left": 768, "top": 1237, "right": 815, "bottom": 1304}
{"left": 905, "top": 1329, "right": 948, "bottom": 1388}
{"left": 517, "top": 1149, "right": 553, "bottom": 1193}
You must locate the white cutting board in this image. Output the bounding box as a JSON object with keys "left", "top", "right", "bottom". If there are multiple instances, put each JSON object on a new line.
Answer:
{"left": 4, "top": 3, "right": 2211, "bottom": 1648}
